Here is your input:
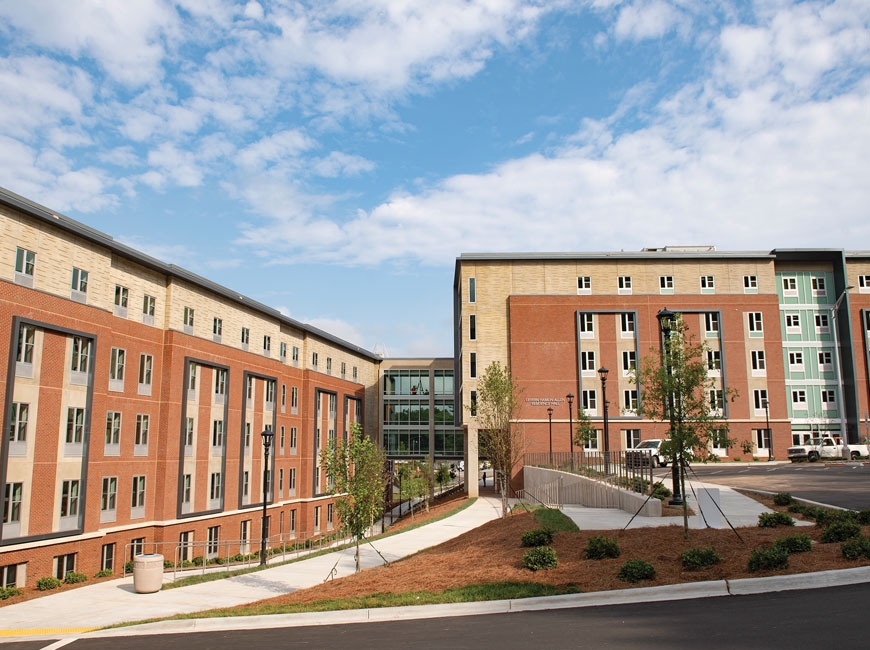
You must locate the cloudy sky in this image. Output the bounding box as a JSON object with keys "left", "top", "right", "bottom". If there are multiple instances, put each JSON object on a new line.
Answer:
{"left": 1, "top": 0, "right": 868, "bottom": 356}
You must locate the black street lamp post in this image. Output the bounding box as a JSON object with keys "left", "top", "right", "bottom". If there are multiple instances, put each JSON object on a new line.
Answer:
{"left": 764, "top": 399, "right": 772, "bottom": 461}
{"left": 598, "top": 367, "right": 610, "bottom": 475}
{"left": 547, "top": 406, "right": 554, "bottom": 466}
{"left": 656, "top": 308, "right": 683, "bottom": 506}
{"left": 567, "top": 394, "right": 575, "bottom": 471}
{"left": 259, "top": 428, "right": 274, "bottom": 567}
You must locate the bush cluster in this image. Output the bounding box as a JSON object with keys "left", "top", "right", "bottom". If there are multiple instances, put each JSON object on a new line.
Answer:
{"left": 680, "top": 546, "right": 722, "bottom": 571}
{"left": 758, "top": 512, "right": 795, "bottom": 528}
{"left": 651, "top": 482, "right": 672, "bottom": 501}
{"left": 748, "top": 545, "right": 789, "bottom": 572}
{"left": 821, "top": 519, "right": 862, "bottom": 544}
{"left": 94, "top": 569, "right": 114, "bottom": 578}
{"left": 584, "top": 535, "right": 620, "bottom": 560}
{"left": 36, "top": 576, "right": 62, "bottom": 591}
{"left": 772, "top": 492, "right": 793, "bottom": 506}
{"left": 773, "top": 533, "right": 813, "bottom": 554}
{"left": 0, "top": 586, "right": 23, "bottom": 600}
{"left": 841, "top": 536, "right": 870, "bottom": 560}
{"left": 617, "top": 559, "right": 656, "bottom": 583}
{"left": 63, "top": 571, "right": 87, "bottom": 584}
{"left": 522, "top": 546, "right": 558, "bottom": 571}
{"left": 521, "top": 528, "right": 555, "bottom": 548}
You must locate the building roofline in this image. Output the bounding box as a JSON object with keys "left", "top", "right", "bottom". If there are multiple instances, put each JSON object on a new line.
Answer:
{"left": 0, "top": 185, "right": 381, "bottom": 362}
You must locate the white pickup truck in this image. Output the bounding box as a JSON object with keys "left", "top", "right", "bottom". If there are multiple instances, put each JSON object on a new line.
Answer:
{"left": 787, "top": 436, "right": 870, "bottom": 462}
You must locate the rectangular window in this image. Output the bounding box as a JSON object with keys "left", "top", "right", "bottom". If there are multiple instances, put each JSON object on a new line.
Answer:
{"left": 209, "top": 473, "right": 222, "bottom": 500}
{"left": 623, "top": 390, "right": 638, "bottom": 412}
{"left": 138, "top": 354, "right": 153, "bottom": 395}
{"left": 353, "top": 366, "right": 358, "bottom": 381}
{"left": 469, "top": 352, "right": 477, "bottom": 378}
{"left": 711, "top": 429, "right": 729, "bottom": 450}
{"left": 185, "top": 417, "right": 194, "bottom": 446}
{"left": 748, "top": 312, "right": 763, "bottom": 333}
{"left": 584, "top": 429, "right": 599, "bottom": 450}
{"left": 183, "top": 306, "right": 195, "bottom": 328}
{"left": 242, "top": 471, "right": 249, "bottom": 498}
{"left": 71, "top": 336, "right": 90, "bottom": 374}
{"left": 131, "top": 475, "right": 146, "bottom": 508}
{"left": 265, "top": 381, "right": 275, "bottom": 406}
{"left": 212, "top": 420, "right": 224, "bottom": 447}
{"left": 214, "top": 369, "right": 227, "bottom": 396}
{"left": 818, "top": 351, "right": 833, "bottom": 370}
{"left": 289, "top": 467, "right": 297, "bottom": 494}
{"left": 280, "top": 342, "right": 287, "bottom": 361}
{"left": 859, "top": 275, "right": 870, "bottom": 292}
{"left": 263, "top": 335, "right": 271, "bottom": 353}
{"left": 617, "top": 276, "right": 632, "bottom": 293}
{"left": 142, "top": 294, "right": 156, "bottom": 316}
{"left": 578, "top": 313, "right": 594, "bottom": 336}
{"left": 278, "top": 468, "right": 284, "bottom": 494}
{"left": 709, "top": 389, "right": 724, "bottom": 412}
{"left": 621, "top": 313, "right": 635, "bottom": 336}
{"left": 581, "top": 389, "right": 597, "bottom": 411}
{"left": 327, "top": 503, "right": 334, "bottom": 528}
{"left": 17, "top": 325, "right": 35, "bottom": 364}
{"left": 753, "top": 389, "right": 768, "bottom": 412}
{"left": 782, "top": 277, "right": 797, "bottom": 296}
{"left": 815, "top": 313, "right": 830, "bottom": 332}
{"left": 744, "top": 275, "right": 757, "bottom": 291}
{"left": 114, "top": 284, "right": 128, "bottom": 309}
{"left": 15, "top": 247, "right": 35, "bottom": 282}
{"left": 109, "top": 347, "right": 125, "bottom": 388}
{"left": 659, "top": 275, "right": 673, "bottom": 291}
{"left": 9, "top": 402, "right": 28, "bottom": 443}
{"left": 786, "top": 313, "right": 801, "bottom": 332}
{"left": 291, "top": 386, "right": 298, "bottom": 412}
{"left": 71, "top": 267, "right": 88, "bottom": 293}
{"left": 314, "top": 506, "right": 321, "bottom": 531}
{"left": 54, "top": 554, "right": 76, "bottom": 581}
{"left": 290, "top": 427, "right": 298, "bottom": 452}
{"left": 341, "top": 361, "right": 346, "bottom": 379}
{"left": 469, "top": 277, "right": 476, "bottom": 302}
{"left": 312, "top": 352, "right": 318, "bottom": 368}
{"left": 326, "top": 357, "right": 332, "bottom": 374}
{"left": 812, "top": 276, "right": 827, "bottom": 296}
{"left": 66, "top": 407, "right": 85, "bottom": 444}
{"left": 292, "top": 346, "right": 299, "bottom": 364}
{"left": 792, "top": 390, "right": 807, "bottom": 406}
{"left": 244, "top": 422, "right": 252, "bottom": 448}
{"left": 622, "top": 350, "right": 636, "bottom": 375}
{"left": 705, "top": 312, "right": 720, "bottom": 334}
{"left": 788, "top": 351, "right": 804, "bottom": 370}
{"left": 470, "top": 390, "right": 478, "bottom": 416}
{"left": 182, "top": 474, "right": 192, "bottom": 503}
{"left": 207, "top": 526, "right": 220, "bottom": 557}
{"left": 3, "top": 483, "right": 23, "bottom": 523}
{"left": 246, "top": 375, "right": 254, "bottom": 401}
{"left": 821, "top": 389, "right": 836, "bottom": 407}
{"left": 469, "top": 315, "right": 476, "bottom": 340}
{"left": 241, "top": 327, "right": 250, "bottom": 345}
{"left": 580, "top": 350, "right": 596, "bottom": 373}
{"left": 60, "top": 480, "right": 80, "bottom": 517}
{"left": 135, "top": 414, "right": 149, "bottom": 449}
{"left": 213, "top": 317, "right": 222, "bottom": 336}
{"left": 101, "top": 477, "right": 117, "bottom": 512}
{"left": 751, "top": 350, "right": 766, "bottom": 372}
{"left": 101, "top": 543, "right": 115, "bottom": 572}
{"left": 624, "top": 429, "right": 641, "bottom": 449}
{"left": 706, "top": 350, "right": 721, "bottom": 371}
{"left": 105, "top": 411, "right": 121, "bottom": 445}
{"left": 700, "top": 275, "right": 714, "bottom": 291}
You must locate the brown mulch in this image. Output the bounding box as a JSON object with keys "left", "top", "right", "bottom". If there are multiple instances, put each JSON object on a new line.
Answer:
{"left": 256, "top": 491, "right": 870, "bottom": 607}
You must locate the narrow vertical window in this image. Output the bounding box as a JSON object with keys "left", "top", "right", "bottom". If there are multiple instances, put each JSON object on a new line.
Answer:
{"left": 468, "top": 277, "right": 476, "bottom": 303}
{"left": 469, "top": 314, "right": 476, "bottom": 340}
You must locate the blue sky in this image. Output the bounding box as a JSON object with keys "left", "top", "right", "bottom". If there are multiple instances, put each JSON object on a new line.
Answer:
{"left": 1, "top": 0, "right": 868, "bottom": 356}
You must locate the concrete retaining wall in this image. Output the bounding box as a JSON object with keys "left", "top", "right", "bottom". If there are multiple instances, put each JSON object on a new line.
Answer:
{"left": 524, "top": 467, "right": 661, "bottom": 517}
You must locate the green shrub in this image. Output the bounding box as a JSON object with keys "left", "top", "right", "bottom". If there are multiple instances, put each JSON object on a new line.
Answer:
{"left": 773, "top": 533, "right": 813, "bottom": 554}
{"left": 617, "top": 559, "right": 656, "bottom": 583}
{"left": 124, "top": 561, "right": 134, "bottom": 573}
{"left": 521, "top": 528, "right": 555, "bottom": 548}
{"left": 787, "top": 503, "right": 807, "bottom": 515}
{"left": 191, "top": 556, "right": 204, "bottom": 566}
{"left": 584, "top": 535, "right": 620, "bottom": 560}
{"left": 772, "top": 492, "right": 793, "bottom": 506}
{"left": 63, "top": 571, "right": 87, "bottom": 584}
{"left": 841, "top": 536, "right": 870, "bottom": 560}
{"left": 758, "top": 512, "right": 795, "bottom": 528}
{"left": 748, "top": 545, "right": 789, "bottom": 572}
{"left": 213, "top": 556, "right": 226, "bottom": 564}
{"left": 651, "top": 482, "right": 672, "bottom": 500}
{"left": 94, "top": 569, "right": 114, "bottom": 578}
{"left": 680, "top": 546, "right": 722, "bottom": 570}
{"left": 821, "top": 519, "right": 862, "bottom": 543}
{"left": 857, "top": 510, "right": 870, "bottom": 526}
{"left": 522, "top": 546, "right": 558, "bottom": 571}
{"left": 230, "top": 553, "right": 246, "bottom": 563}
{"left": 0, "top": 586, "right": 23, "bottom": 600}
{"left": 36, "top": 576, "right": 62, "bottom": 591}
{"left": 814, "top": 508, "right": 850, "bottom": 527}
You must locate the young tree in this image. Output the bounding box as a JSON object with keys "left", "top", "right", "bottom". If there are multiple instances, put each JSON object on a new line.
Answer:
{"left": 476, "top": 361, "right": 524, "bottom": 517}
{"left": 633, "top": 314, "right": 736, "bottom": 537}
{"left": 320, "top": 422, "right": 389, "bottom": 571}
{"left": 573, "top": 407, "right": 597, "bottom": 458}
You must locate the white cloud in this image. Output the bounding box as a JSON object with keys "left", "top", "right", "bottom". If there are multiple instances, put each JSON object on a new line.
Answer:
{"left": 304, "top": 316, "right": 367, "bottom": 349}
{"left": 312, "top": 152, "right": 376, "bottom": 178}
{"left": 146, "top": 143, "right": 204, "bottom": 187}
{"left": 614, "top": 0, "right": 684, "bottom": 41}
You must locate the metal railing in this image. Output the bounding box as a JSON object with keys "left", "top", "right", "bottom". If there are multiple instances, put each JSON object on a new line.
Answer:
{"left": 524, "top": 450, "right": 656, "bottom": 495}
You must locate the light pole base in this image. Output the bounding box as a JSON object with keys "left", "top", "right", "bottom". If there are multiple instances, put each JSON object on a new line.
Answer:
{"left": 669, "top": 496, "right": 684, "bottom": 506}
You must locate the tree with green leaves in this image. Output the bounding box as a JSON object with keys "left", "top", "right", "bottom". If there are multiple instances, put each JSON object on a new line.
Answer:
{"left": 633, "top": 314, "right": 737, "bottom": 537}
{"left": 573, "top": 406, "right": 597, "bottom": 456}
{"left": 476, "top": 361, "right": 524, "bottom": 517}
{"left": 320, "top": 422, "right": 389, "bottom": 571}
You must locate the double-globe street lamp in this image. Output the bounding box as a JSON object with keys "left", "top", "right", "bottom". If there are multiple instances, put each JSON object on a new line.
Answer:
{"left": 260, "top": 428, "right": 274, "bottom": 566}
{"left": 656, "top": 308, "right": 683, "bottom": 506}
{"left": 598, "top": 367, "right": 610, "bottom": 475}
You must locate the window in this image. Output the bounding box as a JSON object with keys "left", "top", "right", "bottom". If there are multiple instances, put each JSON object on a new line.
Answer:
{"left": 291, "top": 386, "right": 298, "bottom": 412}
{"left": 241, "top": 327, "right": 250, "bottom": 346}
{"left": 265, "top": 381, "right": 275, "bottom": 406}
{"left": 577, "top": 276, "right": 591, "bottom": 294}
{"left": 580, "top": 350, "right": 596, "bottom": 373}
{"left": 71, "top": 267, "right": 88, "bottom": 294}
{"left": 341, "top": 361, "right": 346, "bottom": 379}
{"left": 792, "top": 390, "right": 807, "bottom": 406}
{"left": 326, "top": 357, "right": 332, "bottom": 374}
{"left": 624, "top": 429, "right": 641, "bottom": 449}
{"left": 748, "top": 312, "right": 763, "bottom": 333}
{"left": 788, "top": 351, "right": 804, "bottom": 370}
{"left": 353, "top": 366, "right": 358, "bottom": 381}
{"left": 263, "top": 335, "right": 271, "bottom": 353}
{"left": 782, "top": 277, "right": 797, "bottom": 293}
{"left": 581, "top": 389, "right": 597, "bottom": 411}
{"left": 209, "top": 473, "right": 222, "bottom": 500}
{"left": 327, "top": 503, "right": 334, "bottom": 528}
{"left": 617, "top": 276, "right": 632, "bottom": 293}
{"left": 312, "top": 352, "right": 318, "bottom": 368}
{"left": 623, "top": 390, "right": 638, "bottom": 413}
{"left": 811, "top": 276, "right": 827, "bottom": 296}
{"left": 469, "top": 352, "right": 477, "bottom": 378}
{"left": 314, "top": 506, "right": 321, "bottom": 531}
{"left": 17, "top": 325, "right": 35, "bottom": 364}
{"left": 9, "top": 403, "right": 28, "bottom": 443}
{"left": 753, "top": 389, "right": 768, "bottom": 411}
{"left": 751, "top": 350, "right": 766, "bottom": 373}
{"left": 212, "top": 421, "right": 224, "bottom": 447}
{"left": 583, "top": 429, "right": 599, "bottom": 450}
{"left": 188, "top": 362, "right": 197, "bottom": 392}
{"left": 207, "top": 526, "right": 220, "bottom": 557}
{"left": 213, "top": 317, "right": 222, "bottom": 337}
{"left": 289, "top": 467, "right": 297, "bottom": 493}
{"left": 242, "top": 471, "right": 249, "bottom": 498}
{"left": 578, "top": 313, "right": 594, "bottom": 336}
{"left": 214, "top": 369, "right": 227, "bottom": 396}
{"left": 704, "top": 312, "right": 719, "bottom": 334}
{"left": 183, "top": 306, "right": 195, "bottom": 329}
{"left": 290, "top": 427, "right": 298, "bottom": 452}
{"left": 60, "top": 480, "right": 80, "bottom": 517}
{"left": 244, "top": 423, "right": 252, "bottom": 448}
{"left": 659, "top": 276, "right": 673, "bottom": 291}
{"left": 786, "top": 313, "right": 800, "bottom": 332}
{"left": 138, "top": 354, "right": 153, "bottom": 395}
{"left": 105, "top": 411, "right": 121, "bottom": 446}
{"left": 821, "top": 389, "right": 836, "bottom": 408}
{"left": 469, "top": 315, "right": 476, "bottom": 340}
{"left": 54, "top": 554, "right": 76, "bottom": 580}
{"left": 182, "top": 474, "right": 192, "bottom": 504}
{"left": 622, "top": 350, "right": 636, "bottom": 375}
{"left": 142, "top": 294, "right": 156, "bottom": 317}
{"left": 114, "top": 285, "right": 128, "bottom": 309}
{"left": 700, "top": 275, "right": 714, "bottom": 291}
{"left": 109, "top": 347, "right": 125, "bottom": 387}
{"left": 755, "top": 428, "right": 770, "bottom": 451}
{"left": 280, "top": 342, "right": 287, "bottom": 361}
{"left": 711, "top": 429, "right": 729, "bottom": 450}
{"left": 3, "top": 483, "right": 22, "bottom": 523}
{"left": 706, "top": 350, "right": 721, "bottom": 371}
{"left": 278, "top": 468, "right": 284, "bottom": 494}
{"left": 15, "top": 247, "right": 35, "bottom": 280}
{"left": 71, "top": 336, "right": 90, "bottom": 374}
{"left": 246, "top": 375, "right": 254, "bottom": 401}
{"left": 469, "top": 277, "right": 476, "bottom": 302}
{"left": 66, "top": 407, "right": 85, "bottom": 444}
{"left": 131, "top": 475, "right": 146, "bottom": 509}
{"left": 744, "top": 275, "right": 757, "bottom": 291}
{"left": 470, "top": 390, "right": 478, "bottom": 416}
{"left": 709, "top": 389, "right": 724, "bottom": 412}
{"left": 185, "top": 417, "right": 194, "bottom": 447}
{"left": 101, "top": 477, "right": 117, "bottom": 513}
{"left": 292, "top": 346, "right": 299, "bottom": 364}
{"left": 815, "top": 313, "right": 830, "bottom": 332}
{"left": 621, "top": 313, "right": 635, "bottom": 336}
{"left": 818, "top": 351, "right": 833, "bottom": 370}
{"left": 101, "top": 544, "right": 115, "bottom": 572}
{"left": 135, "top": 414, "right": 149, "bottom": 450}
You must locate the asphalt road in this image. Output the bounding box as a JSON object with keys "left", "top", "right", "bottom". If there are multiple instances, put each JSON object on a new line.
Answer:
{"left": 660, "top": 461, "right": 870, "bottom": 510}
{"left": 31, "top": 583, "right": 868, "bottom": 650}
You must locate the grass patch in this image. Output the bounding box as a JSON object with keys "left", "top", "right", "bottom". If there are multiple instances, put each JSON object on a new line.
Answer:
{"left": 533, "top": 507, "right": 580, "bottom": 533}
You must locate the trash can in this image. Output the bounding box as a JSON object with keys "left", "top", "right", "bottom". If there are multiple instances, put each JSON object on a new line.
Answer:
{"left": 132, "top": 553, "right": 164, "bottom": 594}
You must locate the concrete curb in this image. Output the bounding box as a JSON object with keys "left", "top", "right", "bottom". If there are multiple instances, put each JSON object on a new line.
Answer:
{"left": 74, "top": 565, "right": 870, "bottom": 639}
